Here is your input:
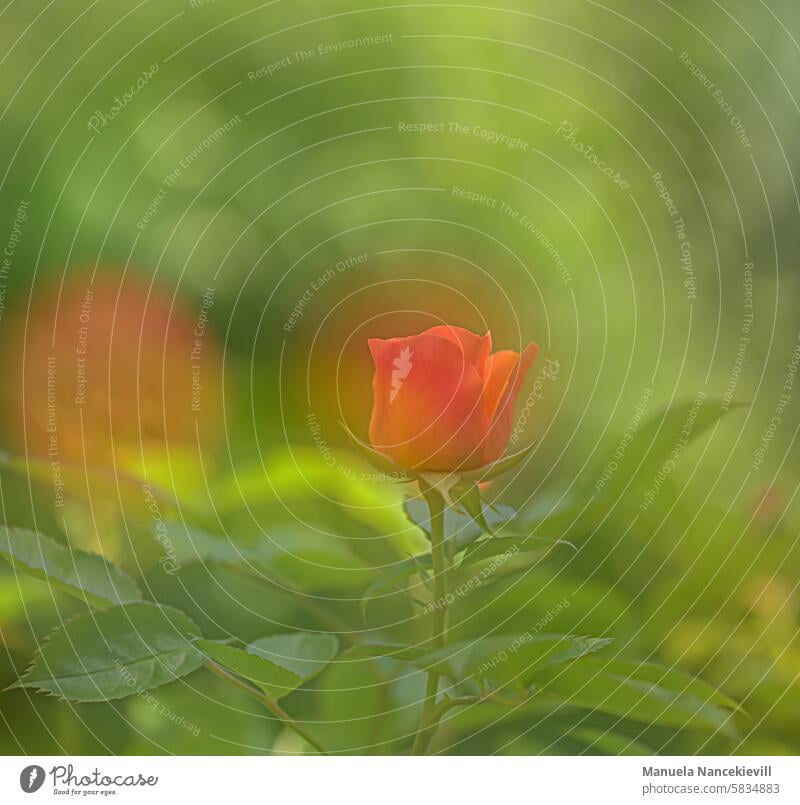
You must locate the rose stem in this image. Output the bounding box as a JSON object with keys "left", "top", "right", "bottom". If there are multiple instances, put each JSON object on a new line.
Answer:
{"left": 411, "top": 487, "right": 448, "bottom": 755}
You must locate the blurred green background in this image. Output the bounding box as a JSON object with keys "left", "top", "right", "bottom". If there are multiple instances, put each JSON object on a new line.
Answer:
{"left": 1, "top": 0, "right": 799, "bottom": 755}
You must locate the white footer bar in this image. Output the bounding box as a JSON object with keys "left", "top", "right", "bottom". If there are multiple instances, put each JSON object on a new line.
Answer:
{"left": 1, "top": 756, "right": 796, "bottom": 804}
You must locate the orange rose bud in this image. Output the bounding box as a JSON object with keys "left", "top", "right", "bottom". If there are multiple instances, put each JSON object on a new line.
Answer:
{"left": 368, "top": 325, "right": 538, "bottom": 472}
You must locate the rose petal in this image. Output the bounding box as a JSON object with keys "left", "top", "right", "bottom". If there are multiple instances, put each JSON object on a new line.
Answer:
{"left": 368, "top": 332, "right": 488, "bottom": 470}
{"left": 422, "top": 326, "right": 492, "bottom": 376}
{"left": 482, "top": 342, "right": 539, "bottom": 463}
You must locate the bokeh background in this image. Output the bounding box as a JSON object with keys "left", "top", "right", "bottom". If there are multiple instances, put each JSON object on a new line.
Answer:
{"left": 1, "top": 0, "right": 799, "bottom": 755}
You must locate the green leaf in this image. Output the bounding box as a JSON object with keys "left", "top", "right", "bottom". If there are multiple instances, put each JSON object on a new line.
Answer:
{"left": 200, "top": 632, "right": 339, "bottom": 700}
{"left": 359, "top": 557, "right": 430, "bottom": 623}
{"left": 359, "top": 531, "right": 570, "bottom": 621}
{"left": 314, "top": 645, "right": 395, "bottom": 752}
{"left": 594, "top": 399, "right": 744, "bottom": 496}
{"left": 167, "top": 525, "right": 249, "bottom": 566}
{"left": 452, "top": 482, "right": 492, "bottom": 535}
{"left": 208, "top": 447, "right": 414, "bottom": 550}
{"left": 459, "top": 534, "right": 575, "bottom": 572}
{"left": 166, "top": 523, "right": 372, "bottom": 591}
{"left": 447, "top": 538, "right": 570, "bottom": 598}
{"left": 447, "top": 568, "right": 639, "bottom": 650}
{"left": 520, "top": 490, "right": 587, "bottom": 537}
{"left": 537, "top": 658, "right": 740, "bottom": 735}
{"left": 198, "top": 641, "right": 302, "bottom": 700}
{"left": 0, "top": 573, "right": 52, "bottom": 620}
{"left": 0, "top": 527, "right": 142, "bottom": 608}
{"left": 363, "top": 634, "right": 612, "bottom": 690}
{"left": 248, "top": 632, "right": 339, "bottom": 682}
{"left": 256, "top": 526, "right": 372, "bottom": 590}
{"left": 411, "top": 555, "right": 435, "bottom": 594}
{"left": 0, "top": 452, "right": 184, "bottom": 515}
{"left": 435, "top": 634, "right": 613, "bottom": 689}
{"left": 11, "top": 604, "right": 203, "bottom": 701}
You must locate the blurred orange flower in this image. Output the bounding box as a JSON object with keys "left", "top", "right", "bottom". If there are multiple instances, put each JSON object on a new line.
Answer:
{"left": 3, "top": 269, "right": 223, "bottom": 468}
{"left": 368, "top": 325, "right": 538, "bottom": 472}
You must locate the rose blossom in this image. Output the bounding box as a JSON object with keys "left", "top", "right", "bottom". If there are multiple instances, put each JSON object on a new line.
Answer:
{"left": 368, "top": 325, "right": 538, "bottom": 472}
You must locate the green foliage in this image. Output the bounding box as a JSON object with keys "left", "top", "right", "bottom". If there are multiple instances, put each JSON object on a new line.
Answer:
{"left": 0, "top": 403, "right": 765, "bottom": 754}
{"left": 363, "top": 634, "right": 613, "bottom": 691}
{"left": 0, "top": 527, "right": 142, "bottom": 608}
{"left": 567, "top": 727, "right": 654, "bottom": 756}
{"left": 459, "top": 534, "right": 573, "bottom": 570}
{"left": 166, "top": 522, "right": 372, "bottom": 591}
{"left": 199, "top": 632, "right": 339, "bottom": 701}
{"left": 360, "top": 513, "right": 569, "bottom": 624}
{"left": 434, "top": 634, "right": 614, "bottom": 690}
{"left": 313, "top": 645, "right": 404, "bottom": 754}
{"left": 537, "top": 658, "right": 740, "bottom": 736}
{"left": 198, "top": 642, "right": 304, "bottom": 701}
{"left": 248, "top": 633, "right": 339, "bottom": 681}
{"left": 591, "top": 398, "right": 745, "bottom": 503}
{"left": 10, "top": 604, "right": 203, "bottom": 702}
